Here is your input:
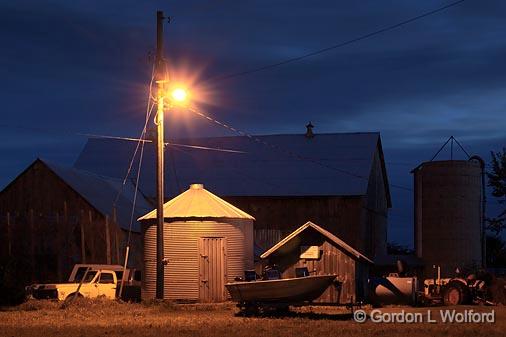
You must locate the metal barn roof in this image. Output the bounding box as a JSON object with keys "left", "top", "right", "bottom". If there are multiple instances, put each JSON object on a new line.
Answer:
{"left": 138, "top": 183, "right": 255, "bottom": 221}
{"left": 74, "top": 132, "right": 390, "bottom": 203}
{"left": 260, "top": 221, "right": 373, "bottom": 264}
{"left": 43, "top": 159, "right": 152, "bottom": 232}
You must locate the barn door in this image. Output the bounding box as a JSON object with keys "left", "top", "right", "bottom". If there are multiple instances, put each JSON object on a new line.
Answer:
{"left": 198, "top": 237, "right": 227, "bottom": 302}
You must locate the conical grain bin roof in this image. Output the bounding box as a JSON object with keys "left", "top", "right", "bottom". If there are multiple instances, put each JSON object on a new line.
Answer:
{"left": 138, "top": 183, "right": 255, "bottom": 221}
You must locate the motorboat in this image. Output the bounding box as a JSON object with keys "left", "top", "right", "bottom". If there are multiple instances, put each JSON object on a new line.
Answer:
{"left": 226, "top": 274, "right": 337, "bottom": 303}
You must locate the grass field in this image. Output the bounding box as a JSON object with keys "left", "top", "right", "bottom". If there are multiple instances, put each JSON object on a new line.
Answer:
{"left": 0, "top": 299, "right": 504, "bottom": 337}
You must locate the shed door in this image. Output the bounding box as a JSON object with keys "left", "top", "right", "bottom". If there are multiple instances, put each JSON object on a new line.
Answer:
{"left": 198, "top": 237, "right": 227, "bottom": 302}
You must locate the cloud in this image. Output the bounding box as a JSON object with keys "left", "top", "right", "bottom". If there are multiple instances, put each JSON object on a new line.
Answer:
{"left": 1, "top": 0, "right": 505, "bottom": 245}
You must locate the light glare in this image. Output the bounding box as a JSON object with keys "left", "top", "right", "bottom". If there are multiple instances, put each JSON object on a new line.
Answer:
{"left": 171, "top": 88, "right": 187, "bottom": 102}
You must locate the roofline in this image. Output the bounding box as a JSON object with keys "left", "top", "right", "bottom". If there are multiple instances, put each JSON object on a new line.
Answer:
{"left": 223, "top": 194, "right": 366, "bottom": 199}
{"left": 138, "top": 216, "right": 254, "bottom": 222}
{"left": 1, "top": 158, "right": 140, "bottom": 233}
{"left": 410, "top": 158, "right": 479, "bottom": 174}
{"left": 85, "top": 132, "right": 382, "bottom": 145}
{"left": 376, "top": 137, "right": 392, "bottom": 208}
{"left": 41, "top": 160, "right": 116, "bottom": 223}
{"left": 0, "top": 158, "right": 42, "bottom": 195}
{"left": 45, "top": 160, "right": 143, "bottom": 233}
{"left": 260, "top": 221, "right": 374, "bottom": 264}
{"left": 138, "top": 185, "right": 256, "bottom": 221}
{"left": 176, "top": 131, "right": 381, "bottom": 140}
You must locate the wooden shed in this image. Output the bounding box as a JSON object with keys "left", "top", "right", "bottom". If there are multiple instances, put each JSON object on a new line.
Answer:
{"left": 138, "top": 183, "right": 255, "bottom": 302}
{"left": 260, "top": 221, "right": 373, "bottom": 304}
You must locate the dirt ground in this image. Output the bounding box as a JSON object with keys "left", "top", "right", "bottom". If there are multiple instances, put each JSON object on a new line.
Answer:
{"left": 0, "top": 299, "right": 504, "bottom": 337}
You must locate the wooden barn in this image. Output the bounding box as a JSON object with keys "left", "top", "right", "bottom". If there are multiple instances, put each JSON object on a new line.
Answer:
{"left": 138, "top": 183, "right": 254, "bottom": 302}
{"left": 74, "top": 129, "right": 391, "bottom": 262}
{"left": 260, "top": 221, "right": 373, "bottom": 304}
{"left": 0, "top": 158, "right": 150, "bottom": 285}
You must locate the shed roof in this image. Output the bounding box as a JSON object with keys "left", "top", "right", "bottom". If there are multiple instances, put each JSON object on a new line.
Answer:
{"left": 42, "top": 159, "right": 151, "bottom": 232}
{"left": 138, "top": 183, "right": 255, "bottom": 221}
{"left": 74, "top": 132, "right": 391, "bottom": 205}
{"left": 260, "top": 221, "right": 373, "bottom": 264}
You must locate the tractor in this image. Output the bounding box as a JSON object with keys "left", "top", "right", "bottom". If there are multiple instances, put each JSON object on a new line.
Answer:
{"left": 419, "top": 265, "right": 493, "bottom": 306}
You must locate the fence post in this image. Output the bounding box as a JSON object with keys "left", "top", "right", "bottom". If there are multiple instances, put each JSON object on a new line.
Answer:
{"left": 113, "top": 207, "right": 120, "bottom": 264}
{"left": 30, "top": 209, "right": 35, "bottom": 281}
{"left": 88, "top": 210, "right": 96, "bottom": 262}
{"left": 56, "top": 211, "right": 63, "bottom": 281}
{"left": 80, "top": 210, "right": 86, "bottom": 264}
{"left": 7, "top": 212, "right": 12, "bottom": 257}
{"left": 105, "top": 215, "right": 111, "bottom": 264}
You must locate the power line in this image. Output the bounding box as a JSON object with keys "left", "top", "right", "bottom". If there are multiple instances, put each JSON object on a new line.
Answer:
{"left": 205, "top": 0, "right": 467, "bottom": 83}
{"left": 188, "top": 105, "right": 413, "bottom": 192}
{"left": 83, "top": 133, "right": 247, "bottom": 154}
{"left": 112, "top": 64, "right": 157, "bottom": 208}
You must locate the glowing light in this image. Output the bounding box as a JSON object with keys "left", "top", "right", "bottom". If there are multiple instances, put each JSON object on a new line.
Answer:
{"left": 171, "top": 88, "right": 187, "bottom": 102}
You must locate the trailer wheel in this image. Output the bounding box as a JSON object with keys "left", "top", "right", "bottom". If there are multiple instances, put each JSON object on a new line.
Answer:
{"left": 240, "top": 303, "right": 259, "bottom": 316}
{"left": 443, "top": 283, "right": 469, "bottom": 306}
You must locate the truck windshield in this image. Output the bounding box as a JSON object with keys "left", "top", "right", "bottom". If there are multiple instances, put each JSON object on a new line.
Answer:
{"left": 74, "top": 267, "right": 88, "bottom": 282}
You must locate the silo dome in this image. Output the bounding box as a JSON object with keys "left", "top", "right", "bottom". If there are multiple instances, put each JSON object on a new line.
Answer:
{"left": 138, "top": 184, "right": 255, "bottom": 302}
{"left": 413, "top": 159, "right": 484, "bottom": 277}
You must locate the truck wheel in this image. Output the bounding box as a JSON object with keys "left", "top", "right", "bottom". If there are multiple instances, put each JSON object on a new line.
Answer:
{"left": 65, "top": 293, "right": 83, "bottom": 301}
{"left": 443, "top": 283, "right": 469, "bottom": 306}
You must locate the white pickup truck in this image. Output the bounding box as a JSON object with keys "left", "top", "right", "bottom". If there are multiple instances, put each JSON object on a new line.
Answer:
{"left": 27, "top": 268, "right": 118, "bottom": 301}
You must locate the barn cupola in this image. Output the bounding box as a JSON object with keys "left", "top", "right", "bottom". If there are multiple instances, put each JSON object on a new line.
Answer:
{"left": 305, "top": 122, "right": 315, "bottom": 138}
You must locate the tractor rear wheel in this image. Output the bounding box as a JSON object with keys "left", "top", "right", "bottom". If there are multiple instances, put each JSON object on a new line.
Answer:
{"left": 443, "top": 283, "right": 470, "bottom": 306}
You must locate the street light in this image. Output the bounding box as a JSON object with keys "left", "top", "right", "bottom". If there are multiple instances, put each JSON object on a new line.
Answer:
{"left": 171, "top": 88, "right": 188, "bottom": 103}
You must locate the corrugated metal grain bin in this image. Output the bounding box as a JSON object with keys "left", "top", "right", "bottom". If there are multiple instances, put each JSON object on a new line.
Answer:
{"left": 413, "top": 159, "right": 484, "bottom": 277}
{"left": 138, "top": 184, "right": 255, "bottom": 302}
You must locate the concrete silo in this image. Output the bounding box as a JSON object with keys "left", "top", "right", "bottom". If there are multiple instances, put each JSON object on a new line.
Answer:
{"left": 413, "top": 158, "right": 485, "bottom": 277}
{"left": 138, "top": 184, "right": 255, "bottom": 302}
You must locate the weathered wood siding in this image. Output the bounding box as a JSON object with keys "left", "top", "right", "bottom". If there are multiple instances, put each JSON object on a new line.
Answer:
{"left": 225, "top": 196, "right": 371, "bottom": 255}
{"left": 225, "top": 141, "right": 390, "bottom": 261}
{"left": 265, "top": 228, "right": 369, "bottom": 304}
{"left": 364, "top": 149, "right": 389, "bottom": 258}
{"left": 0, "top": 160, "right": 140, "bottom": 284}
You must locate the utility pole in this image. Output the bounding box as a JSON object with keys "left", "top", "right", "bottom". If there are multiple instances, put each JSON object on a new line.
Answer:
{"left": 155, "top": 10, "right": 166, "bottom": 300}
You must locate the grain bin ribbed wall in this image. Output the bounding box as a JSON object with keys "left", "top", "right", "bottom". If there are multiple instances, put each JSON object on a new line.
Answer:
{"left": 413, "top": 160, "right": 483, "bottom": 277}
{"left": 141, "top": 223, "right": 157, "bottom": 300}
{"left": 138, "top": 184, "right": 255, "bottom": 302}
{"left": 164, "top": 219, "right": 253, "bottom": 301}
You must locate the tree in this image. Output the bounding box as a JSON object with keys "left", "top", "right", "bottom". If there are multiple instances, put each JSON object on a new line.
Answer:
{"left": 486, "top": 235, "right": 506, "bottom": 267}
{"left": 486, "top": 148, "right": 506, "bottom": 234}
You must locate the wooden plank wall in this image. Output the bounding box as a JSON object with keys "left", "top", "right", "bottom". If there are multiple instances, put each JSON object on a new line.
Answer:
{"left": 224, "top": 196, "right": 369, "bottom": 255}
{"left": 254, "top": 229, "right": 290, "bottom": 251}
{"left": 0, "top": 209, "right": 128, "bottom": 284}
{"left": 0, "top": 160, "right": 138, "bottom": 284}
{"left": 265, "top": 229, "right": 366, "bottom": 304}
{"left": 364, "top": 150, "right": 389, "bottom": 258}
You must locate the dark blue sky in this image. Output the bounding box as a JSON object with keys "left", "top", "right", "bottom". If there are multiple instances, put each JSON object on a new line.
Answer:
{"left": 1, "top": 0, "right": 504, "bottom": 246}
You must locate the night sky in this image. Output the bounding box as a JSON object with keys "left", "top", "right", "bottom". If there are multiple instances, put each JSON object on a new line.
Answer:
{"left": 1, "top": 0, "right": 505, "bottom": 247}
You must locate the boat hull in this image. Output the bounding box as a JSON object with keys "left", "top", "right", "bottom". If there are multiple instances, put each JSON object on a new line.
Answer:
{"left": 226, "top": 275, "right": 337, "bottom": 303}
